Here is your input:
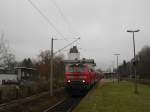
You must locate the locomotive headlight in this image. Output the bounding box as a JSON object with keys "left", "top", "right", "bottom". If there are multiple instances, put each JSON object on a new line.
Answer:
{"left": 82, "top": 80, "right": 85, "bottom": 83}
{"left": 67, "top": 80, "right": 71, "bottom": 83}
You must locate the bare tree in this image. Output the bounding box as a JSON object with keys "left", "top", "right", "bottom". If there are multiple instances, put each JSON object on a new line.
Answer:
{"left": 0, "top": 32, "right": 16, "bottom": 68}
{"left": 0, "top": 33, "right": 8, "bottom": 63}
{"left": 36, "top": 50, "right": 64, "bottom": 81}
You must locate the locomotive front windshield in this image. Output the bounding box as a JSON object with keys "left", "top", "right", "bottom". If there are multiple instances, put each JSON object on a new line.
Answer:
{"left": 66, "top": 64, "right": 85, "bottom": 72}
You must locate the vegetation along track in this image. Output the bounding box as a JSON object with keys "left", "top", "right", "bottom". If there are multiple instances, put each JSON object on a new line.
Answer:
{"left": 43, "top": 97, "right": 82, "bottom": 112}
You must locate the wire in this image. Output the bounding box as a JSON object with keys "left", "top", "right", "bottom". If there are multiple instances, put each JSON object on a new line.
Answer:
{"left": 54, "top": 37, "right": 80, "bottom": 54}
{"left": 50, "top": 0, "right": 80, "bottom": 37}
{"left": 27, "top": 0, "right": 67, "bottom": 41}
{"left": 54, "top": 37, "right": 80, "bottom": 40}
{"left": 50, "top": 0, "right": 73, "bottom": 35}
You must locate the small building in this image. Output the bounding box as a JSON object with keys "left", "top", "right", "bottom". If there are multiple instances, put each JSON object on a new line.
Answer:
{"left": 15, "top": 67, "right": 38, "bottom": 82}
{"left": 0, "top": 67, "right": 38, "bottom": 85}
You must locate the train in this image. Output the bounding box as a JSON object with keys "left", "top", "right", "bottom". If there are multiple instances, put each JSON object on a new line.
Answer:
{"left": 64, "top": 59, "right": 103, "bottom": 95}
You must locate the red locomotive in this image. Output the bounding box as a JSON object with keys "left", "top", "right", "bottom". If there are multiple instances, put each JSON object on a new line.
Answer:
{"left": 63, "top": 46, "right": 103, "bottom": 95}
{"left": 64, "top": 59, "right": 101, "bottom": 95}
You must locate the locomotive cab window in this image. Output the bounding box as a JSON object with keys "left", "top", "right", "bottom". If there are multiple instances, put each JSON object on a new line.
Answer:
{"left": 76, "top": 65, "right": 84, "bottom": 72}
{"left": 69, "top": 66, "right": 74, "bottom": 72}
{"left": 66, "top": 64, "right": 85, "bottom": 72}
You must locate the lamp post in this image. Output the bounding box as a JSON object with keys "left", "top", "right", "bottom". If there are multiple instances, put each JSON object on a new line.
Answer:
{"left": 114, "top": 54, "right": 120, "bottom": 83}
{"left": 127, "top": 29, "right": 140, "bottom": 94}
{"left": 111, "top": 61, "right": 115, "bottom": 84}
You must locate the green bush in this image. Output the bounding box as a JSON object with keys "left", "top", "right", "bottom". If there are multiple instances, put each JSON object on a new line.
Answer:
{"left": 0, "top": 79, "right": 64, "bottom": 103}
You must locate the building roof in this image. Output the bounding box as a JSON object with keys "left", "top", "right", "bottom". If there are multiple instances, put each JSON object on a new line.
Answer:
{"left": 63, "top": 59, "right": 96, "bottom": 65}
{"left": 15, "top": 67, "right": 37, "bottom": 71}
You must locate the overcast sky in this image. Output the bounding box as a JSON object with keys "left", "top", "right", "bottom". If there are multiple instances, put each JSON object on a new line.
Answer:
{"left": 0, "top": 0, "right": 150, "bottom": 70}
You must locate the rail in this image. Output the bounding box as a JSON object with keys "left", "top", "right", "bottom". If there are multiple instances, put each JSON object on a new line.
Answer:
{"left": 43, "top": 97, "right": 82, "bottom": 112}
{"left": 0, "top": 87, "right": 64, "bottom": 112}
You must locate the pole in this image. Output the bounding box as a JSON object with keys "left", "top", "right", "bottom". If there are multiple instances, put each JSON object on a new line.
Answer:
{"left": 117, "top": 55, "right": 119, "bottom": 83}
{"left": 127, "top": 29, "right": 140, "bottom": 94}
{"left": 49, "top": 37, "right": 79, "bottom": 96}
{"left": 132, "top": 32, "right": 138, "bottom": 94}
{"left": 114, "top": 54, "right": 120, "bottom": 83}
{"left": 111, "top": 61, "right": 115, "bottom": 84}
{"left": 50, "top": 37, "right": 54, "bottom": 96}
{"left": 133, "top": 32, "right": 136, "bottom": 58}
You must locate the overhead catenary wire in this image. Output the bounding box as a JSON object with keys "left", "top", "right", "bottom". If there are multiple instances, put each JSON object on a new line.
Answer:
{"left": 26, "top": 0, "right": 67, "bottom": 41}
{"left": 53, "top": 37, "right": 80, "bottom": 40}
{"left": 50, "top": 0, "right": 79, "bottom": 37}
{"left": 54, "top": 37, "right": 80, "bottom": 54}
{"left": 50, "top": 0, "right": 71, "bottom": 33}
{"left": 27, "top": 0, "right": 82, "bottom": 54}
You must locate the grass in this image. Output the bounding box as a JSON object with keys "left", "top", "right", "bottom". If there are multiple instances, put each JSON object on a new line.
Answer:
{"left": 73, "top": 80, "right": 150, "bottom": 112}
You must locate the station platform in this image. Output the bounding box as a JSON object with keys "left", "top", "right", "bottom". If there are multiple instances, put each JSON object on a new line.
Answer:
{"left": 73, "top": 79, "right": 150, "bottom": 112}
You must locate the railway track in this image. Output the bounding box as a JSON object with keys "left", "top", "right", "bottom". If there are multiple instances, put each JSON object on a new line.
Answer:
{"left": 43, "top": 97, "right": 82, "bottom": 112}
{"left": 0, "top": 88, "right": 64, "bottom": 112}
{"left": 0, "top": 91, "right": 50, "bottom": 112}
